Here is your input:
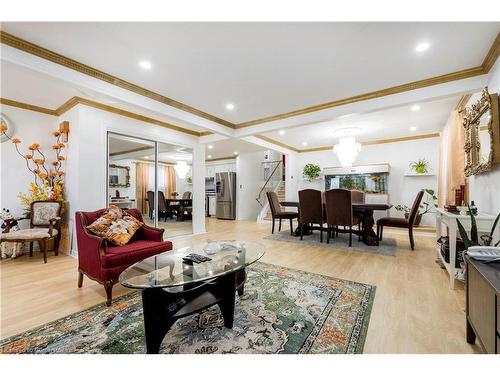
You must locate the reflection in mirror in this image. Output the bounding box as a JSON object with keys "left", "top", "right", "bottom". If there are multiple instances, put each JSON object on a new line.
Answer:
{"left": 107, "top": 132, "right": 193, "bottom": 238}
{"left": 152, "top": 141, "right": 193, "bottom": 237}
{"left": 478, "top": 108, "right": 492, "bottom": 166}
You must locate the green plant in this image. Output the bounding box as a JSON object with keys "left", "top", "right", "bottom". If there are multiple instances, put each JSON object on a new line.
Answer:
{"left": 419, "top": 188, "right": 438, "bottom": 215}
{"left": 395, "top": 204, "right": 410, "bottom": 215}
{"left": 302, "top": 163, "right": 321, "bottom": 182}
{"left": 409, "top": 158, "right": 430, "bottom": 174}
{"left": 186, "top": 177, "right": 192, "bottom": 184}
{"left": 456, "top": 205, "right": 500, "bottom": 249}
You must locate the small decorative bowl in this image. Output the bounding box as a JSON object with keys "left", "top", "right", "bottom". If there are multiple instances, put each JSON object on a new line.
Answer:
{"left": 203, "top": 242, "right": 221, "bottom": 255}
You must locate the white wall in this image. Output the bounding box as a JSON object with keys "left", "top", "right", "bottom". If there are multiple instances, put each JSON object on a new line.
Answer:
{"left": 0, "top": 106, "right": 59, "bottom": 225}
{"left": 236, "top": 151, "right": 265, "bottom": 220}
{"left": 293, "top": 137, "right": 441, "bottom": 226}
{"left": 58, "top": 105, "right": 206, "bottom": 254}
{"left": 468, "top": 58, "right": 500, "bottom": 215}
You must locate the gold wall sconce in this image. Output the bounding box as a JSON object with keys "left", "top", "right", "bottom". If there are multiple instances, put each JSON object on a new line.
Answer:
{"left": 59, "top": 121, "right": 69, "bottom": 143}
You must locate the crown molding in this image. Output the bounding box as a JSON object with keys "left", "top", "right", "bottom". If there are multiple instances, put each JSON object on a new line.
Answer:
{"left": 0, "top": 31, "right": 235, "bottom": 129}
{"left": 2, "top": 30, "right": 498, "bottom": 133}
{"left": 206, "top": 156, "right": 237, "bottom": 162}
{"left": 236, "top": 66, "right": 486, "bottom": 128}
{"left": 258, "top": 132, "right": 441, "bottom": 154}
{"left": 0, "top": 97, "right": 58, "bottom": 116}
{"left": 0, "top": 96, "right": 213, "bottom": 137}
{"left": 482, "top": 32, "right": 500, "bottom": 73}
{"left": 254, "top": 134, "right": 301, "bottom": 152}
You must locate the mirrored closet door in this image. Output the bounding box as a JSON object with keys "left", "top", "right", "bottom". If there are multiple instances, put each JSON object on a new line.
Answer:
{"left": 107, "top": 132, "right": 193, "bottom": 237}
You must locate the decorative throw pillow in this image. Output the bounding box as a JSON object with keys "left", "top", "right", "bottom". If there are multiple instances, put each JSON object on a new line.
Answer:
{"left": 86, "top": 205, "right": 143, "bottom": 246}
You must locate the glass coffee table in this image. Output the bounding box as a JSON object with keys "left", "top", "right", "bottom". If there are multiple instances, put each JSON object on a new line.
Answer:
{"left": 119, "top": 240, "right": 265, "bottom": 353}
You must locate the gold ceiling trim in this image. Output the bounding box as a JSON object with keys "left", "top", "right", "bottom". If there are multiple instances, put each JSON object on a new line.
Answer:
{"left": 258, "top": 132, "right": 441, "bottom": 154}
{"left": 0, "top": 31, "right": 234, "bottom": 129}
{"left": 2, "top": 30, "right": 498, "bottom": 132}
{"left": 482, "top": 32, "right": 500, "bottom": 73}
{"left": 0, "top": 97, "right": 58, "bottom": 116}
{"left": 110, "top": 146, "right": 153, "bottom": 157}
{"left": 254, "top": 134, "right": 301, "bottom": 152}
{"left": 236, "top": 66, "right": 486, "bottom": 128}
{"left": 206, "top": 156, "right": 237, "bottom": 162}
{"left": 455, "top": 94, "right": 472, "bottom": 112}
{"left": 0, "top": 96, "right": 213, "bottom": 137}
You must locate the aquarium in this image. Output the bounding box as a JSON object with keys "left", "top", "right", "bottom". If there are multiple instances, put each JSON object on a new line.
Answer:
{"left": 325, "top": 172, "right": 388, "bottom": 194}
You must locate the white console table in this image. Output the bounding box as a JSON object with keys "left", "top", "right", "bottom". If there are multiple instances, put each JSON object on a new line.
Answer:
{"left": 435, "top": 208, "right": 499, "bottom": 289}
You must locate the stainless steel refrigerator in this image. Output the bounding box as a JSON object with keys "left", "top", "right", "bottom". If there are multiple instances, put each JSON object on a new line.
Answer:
{"left": 216, "top": 172, "right": 236, "bottom": 220}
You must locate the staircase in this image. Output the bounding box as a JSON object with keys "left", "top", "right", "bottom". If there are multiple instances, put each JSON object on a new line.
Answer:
{"left": 263, "top": 181, "right": 285, "bottom": 221}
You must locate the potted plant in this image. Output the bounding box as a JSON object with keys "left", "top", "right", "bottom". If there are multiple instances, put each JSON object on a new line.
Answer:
{"left": 409, "top": 158, "right": 430, "bottom": 174}
{"left": 395, "top": 204, "right": 410, "bottom": 218}
{"left": 417, "top": 188, "right": 438, "bottom": 224}
{"left": 302, "top": 163, "right": 321, "bottom": 182}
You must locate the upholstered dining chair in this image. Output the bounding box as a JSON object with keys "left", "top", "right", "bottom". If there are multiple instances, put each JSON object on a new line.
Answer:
{"left": 298, "top": 189, "right": 326, "bottom": 242}
{"left": 376, "top": 189, "right": 424, "bottom": 250}
{"left": 146, "top": 190, "right": 155, "bottom": 219}
{"left": 182, "top": 191, "right": 192, "bottom": 199}
{"left": 0, "top": 200, "right": 62, "bottom": 263}
{"left": 157, "top": 191, "right": 169, "bottom": 221}
{"left": 324, "top": 189, "right": 361, "bottom": 246}
{"left": 266, "top": 191, "right": 299, "bottom": 235}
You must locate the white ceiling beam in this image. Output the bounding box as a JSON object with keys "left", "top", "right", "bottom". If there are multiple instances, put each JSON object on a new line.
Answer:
{"left": 234, "top": 74, "right": 488, "bottom": 137}
{"left": 198, "top": 133, "right": 229, "bottom": 144}
{"left": 1, "top": 45, "right": 236, "bottom": 137}
{"left": 242, "top": 136, "right": 297, "bottom": 155}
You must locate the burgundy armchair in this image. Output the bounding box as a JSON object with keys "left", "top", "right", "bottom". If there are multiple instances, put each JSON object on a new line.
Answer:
{"left": 75, "top": 208, "right": 172, "bottom": 305}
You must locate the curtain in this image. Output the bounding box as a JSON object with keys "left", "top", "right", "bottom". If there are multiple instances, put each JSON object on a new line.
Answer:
{"left": 135, "top": 163, "right": 150, "bottom": 214}
{"left": 165, "top": 166, "right": 176, "bottom": 198}
{"left": 442, "top": 110, "right": 466, "bottom": 206}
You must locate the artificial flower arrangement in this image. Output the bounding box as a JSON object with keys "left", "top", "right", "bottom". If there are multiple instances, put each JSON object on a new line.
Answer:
{"left": 0, "top": 123, "right": 66, "bottom": 214}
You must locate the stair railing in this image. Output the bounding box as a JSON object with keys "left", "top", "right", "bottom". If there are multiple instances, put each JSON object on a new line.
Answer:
{"left": 256, "top": 160, "right": 283, "bottom": 207}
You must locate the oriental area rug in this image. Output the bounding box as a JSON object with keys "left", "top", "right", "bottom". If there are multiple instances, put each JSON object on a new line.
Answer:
{"left": 0, "top": 262, "right": 375, "bottom": 354}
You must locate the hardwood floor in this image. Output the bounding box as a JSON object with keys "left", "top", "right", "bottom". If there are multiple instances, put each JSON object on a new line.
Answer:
{"left": 0, "top": 218, "right": 480, "bottom": 354}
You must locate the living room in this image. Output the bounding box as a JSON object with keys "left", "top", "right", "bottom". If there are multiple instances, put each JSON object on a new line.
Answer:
{"left": 1, "top": 1, "right": 500, "bottom": 373}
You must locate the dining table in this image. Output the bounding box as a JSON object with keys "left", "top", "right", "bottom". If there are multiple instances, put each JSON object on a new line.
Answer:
{"left": 165, "top": 198, "right": 192, "bottom": 221}
{"left": 280, "top": 201, "right": 392, "bottom": 246}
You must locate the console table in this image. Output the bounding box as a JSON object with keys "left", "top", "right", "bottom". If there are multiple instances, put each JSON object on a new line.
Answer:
{"left": 435, "top": 208, "right": 499, "bottom": 289}
{"left": 465, "top": 255, "right": 500, "bottom": 354}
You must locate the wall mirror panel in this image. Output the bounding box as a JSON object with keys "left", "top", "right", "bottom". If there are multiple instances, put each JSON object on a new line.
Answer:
{"left": 107, "top": 132, "right": 193, "bottom": 237}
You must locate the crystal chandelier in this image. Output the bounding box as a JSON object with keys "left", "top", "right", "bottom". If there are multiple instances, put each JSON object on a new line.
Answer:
{"left": 174, "top": 161, "right": 190, "bottom": 178}
{"left": 333, "top": 136, "right": 362, "bottom": 167}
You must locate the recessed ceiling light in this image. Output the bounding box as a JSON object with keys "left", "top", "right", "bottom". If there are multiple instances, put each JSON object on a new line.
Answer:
{"left": 144, "top": 156, "right": 149, "bottom": 159}
{"left": 410, "top": 126, "right": 417, "bottom": 131}
{"left": 279, "top": 130, "right": 285, "bottom": 135}
{"left": 411, "top": 105, "right": 421, "bottom": 111}
{"left": 415, "top": 42, "right": 430, "bottom": 53}
{"left": 233, "top": 151, "right": 238, "bottom": 155}
{"left": 208, "top": 145, "right": 213, "bottom": 149}
{"left": 302, "top": 142, "right": 308, "bottom": 146}
{"left": 225, "top": 103, "right": 235, "bottom": 111}
{"left": 207, "top": 155, "right": 212, "bottom": 159}
{"left": 139, "top": 60, "right": 152, "bottom": 70}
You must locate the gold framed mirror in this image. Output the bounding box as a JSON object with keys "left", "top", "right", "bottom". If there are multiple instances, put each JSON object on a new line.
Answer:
{"left": 462, "top": 87, "right": 500, "bottom": 176}
{"left": 109, "top": 164, "right": 131, "bottom": 187}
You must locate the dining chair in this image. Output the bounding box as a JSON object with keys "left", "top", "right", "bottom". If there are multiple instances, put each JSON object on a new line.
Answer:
{"left": 376, "top": 189, "right": 424, "bottom": 250}
{"left": 324, "top": 189, "right": 361, "bottom": 246}
{"left": 298, "top": 189, "right": 326, "bottom": 242}
{"left": 158, "top": 191, "right": 168, "bottom": 221}
{"left": 266, "top": 191, "right": 299, "bottom": 235}
{"left": 146, "top": 190, "right": 155, "bottom": 219}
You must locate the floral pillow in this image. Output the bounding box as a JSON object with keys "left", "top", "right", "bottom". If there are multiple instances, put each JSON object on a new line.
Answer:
{"left": 86, "top": 205, "right": 143, "bottom": 246}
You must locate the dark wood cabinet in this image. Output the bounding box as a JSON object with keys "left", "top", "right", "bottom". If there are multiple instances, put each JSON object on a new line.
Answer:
{"left": 465, "top": 256, "right": 500, "bottom": 354}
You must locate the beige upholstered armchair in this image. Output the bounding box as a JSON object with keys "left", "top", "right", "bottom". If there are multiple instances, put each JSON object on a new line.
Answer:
{"left": 0, "top": 200, "right": 62, "bottom": 263}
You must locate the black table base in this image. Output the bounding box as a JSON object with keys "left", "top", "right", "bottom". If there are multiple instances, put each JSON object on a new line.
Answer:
{"left": 141, "top": 269, "right": 246, "bottom": 354}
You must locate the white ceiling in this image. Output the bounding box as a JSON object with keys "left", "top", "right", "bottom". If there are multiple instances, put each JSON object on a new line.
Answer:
{"left": 2, "top": 22, "right": 498, "bottom": 124}
{"left": 205, "top": 138, "right": 266, "bottom": 159}
{"left": 0, "top": 61, "right": 209, "bottom": 132}
{"left": 262, "top": 94, "right": 462, "bottom": 148}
